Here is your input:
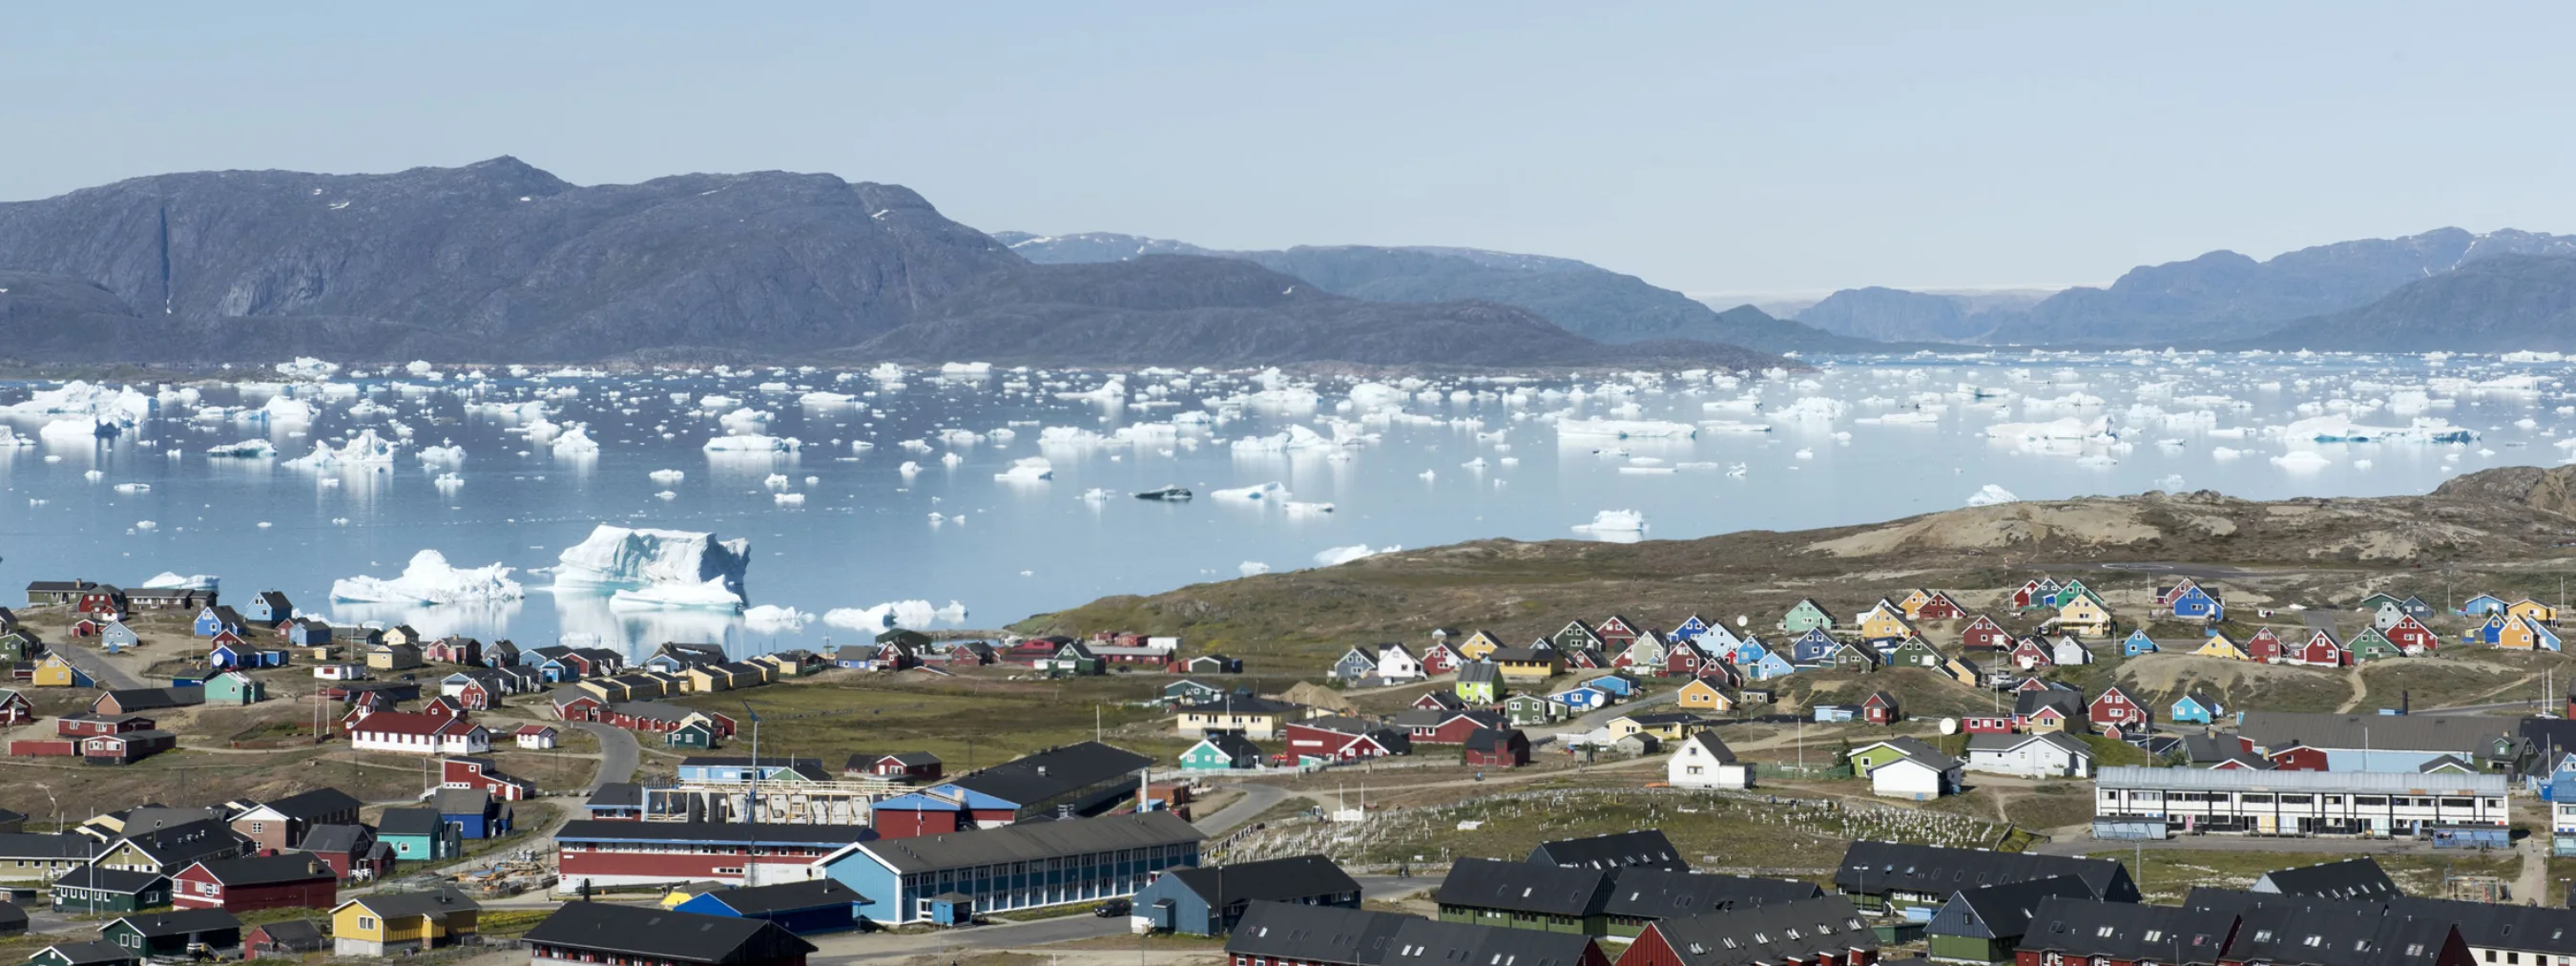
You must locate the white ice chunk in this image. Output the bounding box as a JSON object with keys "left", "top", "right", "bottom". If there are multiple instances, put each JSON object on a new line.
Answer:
{"left": 330, "top": 550, "right": 523, "bottom": 604}
{"left": 1965, "top": 484, "right": 2019, "bottom": 507}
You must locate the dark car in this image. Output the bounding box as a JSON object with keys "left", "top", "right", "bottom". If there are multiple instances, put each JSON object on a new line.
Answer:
{"left": 1093, "top": 898, "right": 1132, "bottom": 917}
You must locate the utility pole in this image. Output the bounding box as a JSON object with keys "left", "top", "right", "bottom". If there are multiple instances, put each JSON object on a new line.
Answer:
{"left": 740, "top": 699, "right": 761, "bottom": 886}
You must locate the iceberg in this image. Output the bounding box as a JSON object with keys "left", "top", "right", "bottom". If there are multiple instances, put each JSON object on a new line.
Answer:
{"left": 823, "top": 599, "right": 968, "bottom": 630}
{"left": 331, "top": 550, "right": 524, "bottom": 604}
{"left": 2282, "top": 415, "right": 2478, "bottom": 445}
{"left": 799, "top": 391, "right": 856, "bottom": 406}
{"left": 1, "top": 381, "right": 154, "bottom": 424}
{"left": 1965, "top": 484, "right": 2019, "bottom": 507}
{"left": 1556, "top": 418, "right": 1696, "bottom": 439}
{"left": 260, "top": 395, "right": 319, "bottom": 423}
{"left": 553, "top": 524, "right": 753, "bottom": 600}
{"left": 273, "top": 358, "right": 340, "bottom": 381}
{"left": 608, "top": 577, "right": 745, "bottom": 612}
{"left": 993, "top": 456, "right": 1053, "bottom": 482}
{"left": 551, "top": 424, "right": 602, "bottom": 455}
{"left": 2271, "top": 451, "right": 2334, "bottom": 471}
{"left": 1571, "top": 510, "right": 1647, "bottom": 534}
{"left": 1314, "top": 544, "right": 1398, "bottom": 566}
{"left": 703, "top": 434, "right": 800, "bottom": 452}
{"left": 418, "top": 443, "right": 467, "bottom": 465}
{"left": 281, "top": 429, "right": 400, "bottom": 469}
{"left": 648, "top": 469, "right": 687, "bottom": 483}
{"left": 1213, "top": 481, "right": 1288, "bottom": 501}
{"left": 743, "top": 604, "right": 810, "bottom": 631}
{"left": 206, "top": 439, "right": 276, "bottom": 458}
{"left": 39, "top": 419, "right": 106, "bottom": 443}
{"left": 141, "top": 572, "right": 218, "bottom": 591}
{"left": 717, "top": 408, "right": 774, "bottom": 433}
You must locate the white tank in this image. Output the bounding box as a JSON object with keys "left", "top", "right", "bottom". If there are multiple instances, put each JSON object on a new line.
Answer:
{"left": 1938, "top": 717, "right": 1960, "bottom": 735}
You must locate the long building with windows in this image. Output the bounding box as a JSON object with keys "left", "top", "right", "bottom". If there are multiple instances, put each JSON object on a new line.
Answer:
{"left": 814, "top": 810, "right": 1202, "bottom": 924}
{"left": 2092, "top": 766, "right": 2508, "bottom": 838}
{"left": 552, "top": 821, "right": 872, "bottom": 891}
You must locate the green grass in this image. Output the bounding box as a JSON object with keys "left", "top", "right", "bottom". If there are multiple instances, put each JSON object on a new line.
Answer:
{"left": 673, "top": 672, "right": 1195, "bottom": 770}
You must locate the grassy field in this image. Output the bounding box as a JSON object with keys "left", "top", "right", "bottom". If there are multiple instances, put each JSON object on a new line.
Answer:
{"left": 669, "top": 669, "right": 1197, "bottom": 773}
{"left": 0, "top": 746, "right": 429, "bottom": 824}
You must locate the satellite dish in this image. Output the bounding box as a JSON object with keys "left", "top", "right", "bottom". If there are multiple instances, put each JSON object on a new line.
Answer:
{"left": 1939, "top": 718, "right": 1960, "bottom": 735}
{"left": 1735, "top": 616, "right": 1750, "bottom": 628}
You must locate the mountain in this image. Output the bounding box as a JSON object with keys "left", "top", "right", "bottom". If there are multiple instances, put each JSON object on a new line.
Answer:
{"left": 850, "top": 255, "right": 1788, "bottom": 368}
{"left": 2251, "top": 254, "right": 2576, "bottom": 351}
{"left": 994, "top": 232, "right": 1876, "bottom": 353}
{"left": 1797, "top": 286, "right": 2001, "bottom": 343}
{"left": 1797, "top": 227, "right": 2576, "bottom": 346}
{"left": 0, "top": 158, "right": 1022, "bottom": 361}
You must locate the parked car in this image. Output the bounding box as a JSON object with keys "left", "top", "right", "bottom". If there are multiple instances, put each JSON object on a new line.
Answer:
{"left": 1094, "top": 898, "right": 1132, "bottom": 917}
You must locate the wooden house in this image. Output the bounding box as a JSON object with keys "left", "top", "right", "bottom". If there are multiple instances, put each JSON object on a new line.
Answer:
{"left": 1455, "top": 631, "right": 1504, "bottom": 662}
{"left": 1454, "top": 663, "right": 1500, "bottom": 704}
{"left": 1778, "top": 599, "right": 1837, "bottom": 634}
{"left": 1673, "top": 678, "right": 1733, "bottom": 713}
{"left": 1594, "top": 615, "right": 1644, "bottom": 646}
{"left": 2049, "top": 595, "right": 2114, "bottom": 638}
{"left": 2510, "top": 598, "right": 2559, "bottom": 625}
{"left": 1860, "top": 691, "right": 1901, "bottom": 724}
{"left": 1959, "top": 615, "right": 2012, "bottom": 650}
{"left": 1896, "top": 589, "right": 1934, "bottom": 620}
{"left": 2503, "top": 614, "right": 2564, "bottom": 652}
{"left": 2169, "top": 691, "right": 2222, "bottom": 724}
{"left": 1670, "top": 615, "right": 1712, "bottom": 641}
{"left": 1857, "top": 606, "right": 1917, "bottom": 643}
{"left": 2243, "top": 627, "right": 2286, "bottom": 662}
{"left": 2088, "top": 685, "right": 2150, "bottom": 729}
{"left": 2285, "top": 629, "right": 2352, "bottom": 666}
{"left": 2386, "top": 615, "right": 2440, "bottom": 654}
{"left": 1550, "top": 620, "right": 1605, "bottom": 653}
{"left": 1491, "top": 645, "right": 1562, "bottom": 682}
{"left": 2193, "top": 632, "right": 2252, "bottom": 662}
{"left": 1886, "top": 638, "right": 1942, "bottom": 668}
{"left": 1418, "top": 640, "right": 1461, "bottom": 675}
{"left": 32, "top": 655, "right": 90, "bottom": 687}
{"left": 2120, "top": 629, "right": 2159, "bottom": 657}
{"left": 1501, "top": 693, "right": 1560, "bottom": 727}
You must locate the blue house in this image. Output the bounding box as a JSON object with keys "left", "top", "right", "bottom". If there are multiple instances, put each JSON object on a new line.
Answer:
{"left": 243, "top": 591, "right": 293, "bottom": 625}
{"left": 1549, "top": 686, "right": 1610, "bottom": 713}
{"left": 2170, "top": 584, "right": 2224, "bottom": 620}
{"left": 209, "top": 640, "right": 247, "bottom": 669}
{"left": 1125, "top": 854, "right": 1361, "bottom": 935}
{"left": 870, "top": 791, "right": 968, "bottom": 831}
{"left": 676, "top": 879, "right": 870, "bottom": 934}
{"left": 433, "top": 788, "right": 511, "bottom": 840}
{"left": 1328, "top": 647, "right": 1379, "bottom": 682}
{"left": 2121, "top": 630, "right": 2160, "bottom": 657}
{"left": 2465, "top": 613, "right": 2508, "bottom": 644}
{"left": 1813, "top": 704, "right": 1858, "bottom": 724}
{"left": 285, "top": 620, "right": 331, "bottom": 647}
{"left": 100, "top": 621, "right": 140, "bottom": 650}
{"left": 1787, "top": 628, "right": 1838, "bottom": 664}
{"left": 2170, "top": 691, "right": 2223, "bottom": 724}
{"left": 813, "top": 811, "right": 1204, "bottom": 925}
{"left": 678, "top": 756, "right": 828, "bottom": 784}
{"left": 1731, "top": 638, "right": 1771, "bottom": 666}
{"left": 1699, "top": 624, "right": 1745, "bottom": 652}
{"left": 2461, "top": 594, "right": 2509, "bottom": 616}
{"left": 1671, "top": 616, "right": 1711, "bottom": 641}
{"left": 1743, "top": 652, "right": 1797, "bottom": 681}
{"left": 191, "top": 606, "right": 243, "bottom": 638}
{"left": 1583, "top": 674, "right": 1639, "bottom": 699}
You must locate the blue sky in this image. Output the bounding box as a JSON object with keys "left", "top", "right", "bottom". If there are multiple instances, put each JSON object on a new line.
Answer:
{"left": 10, "top": 3, "right": 2575, "bottom": 297}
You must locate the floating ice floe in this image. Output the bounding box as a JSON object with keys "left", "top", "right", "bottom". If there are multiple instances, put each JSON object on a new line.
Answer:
{"left": 1556, "top": 418, "right": 1696, "bottom": 439}
{"left": 554, "top": 524, "right": 752, "bottom": 605}
{"left": 1572, "top": 510, "right": 1647, "bottom": 534}
{"left": 2281, "top": 415, "right": 2478, "bottom": 444}
{"left": 2271, "top": 451, "right": 2334, "bottom": 471}
{"left": 260, "top": 395, "right": 319, "bottom": 423}
{"left": 273, "top": 357, "right": 340, "bottom": 381}
{"left": 433, "top": 472, "right": 464, "bottom": 491}
{"left": 994, "top": 457, "right": 1053, "bottom": 482}
{"left": 204, "top": 439, "right": 276, "bottom": 458}
{"left": 1213, "top": 481, "right": 1288, "bottom": 501}
{"left": 609, "top": 576, "right": 746, "bottom": 611}
{"left": 112, "top": 482, "right": 150, "bottom": 493}
{"left": 39, "top": 419, "right": 108, "bottom": 443}
{"left": 1283, "top": 500, "right": 1335, "bottom": 514}
{"left": 331, "top": 550, "right": 524, "bottom": 604}
{"left": 702, "top": 434, "right": 800, "bottom": 452}
{"left": 418, "top": 443, "right": 467, "bottom": 465}
{"left": 283, "top": 429, "right": 401, "bottom": 469}
{"left": 774, "top": 493, "right": 806, "bottom": 505}
{"left": 648, "top": 469, "right": 686, "bottom": 483}
{"left": 0, "top": 427, "right": 31, "bottom": 448}
{"left": 141, "top": 572, "right": 218, "bottom": 591}
{"left": 1966, "top": 485, "right": 2020, "bottom": 507}
{"left": 551, "top": 425, "right": 602, "bottom": 455}
{"left": 800, "top": 391, "right": 856, "bottom": 406}
{"left": 1314, "top": 544, "right": 1398, "bottom": 566}
{"left": 743, "top": 604, "right": 811, "bottom": 631}
{"left": 1, "top": 381, "right": 154, "bottom": 423}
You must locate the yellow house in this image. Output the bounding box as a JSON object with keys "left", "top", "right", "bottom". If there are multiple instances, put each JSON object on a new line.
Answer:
{"left": 1858, "top": 607, "right": 1917, "bottom": 642}
{"left": 2193, "top": 632, "right": 2251, "bottom": 661}
{"left": 2501, "top": 615, "right": 2561, "bottom": 651}
{"left": 366, "top": 642, "right": 424, "bottom": 671}
{"left": 1493, "top": 647, "right": 1562, "bottom": 682}
{"left": 31, "top": 654, "right": 84, "bottom": 687}
{"left": 2052, "top": 596, "right": 2114, "bottom": 638}
{"left": 1456, "top": 631, "right": 1504, "bottom": 662}
{"left": 330, "top": 889, "right": 482, "bottom": 956}
{"left": 2509, "top": 598, "right": 2558, "bottom": 626}
{"left": 1174, "top": 696, "right": 1298, "bottom": 738}
{"left": 1896, "top": 589, "right": 1934, "bottom": 620}
{"left": 379, "top": 625, "right": 424, "bottom": 648}
{"left": 681, "top": 666, "right": 731, "bottom": 693}
{"left": 1940, "top": 656, "right": 1983, "bottom": 687}
{"left": 1609, "top": 712, "right": 1704, "bottom": 742}
{"left": 1674, "top": 678, "right": 1735, "bottom": 712}
{"left": 575, "top": 678, "right": 633, "bottom": 703}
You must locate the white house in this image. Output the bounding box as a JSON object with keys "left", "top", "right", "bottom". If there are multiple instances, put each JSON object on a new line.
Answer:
{"left": 1868, "top": 750, "right": 1961, "bottom": 801}
{"left": 514, "top": 724, "right": 558, "bottom": 749}
{"left": 1965, "top": 731, "right": 2094, "bottom": 779}
{"left": 2048, "top": 636, "right": 2093, "bottom": 666}
{"left": 312, "top": 663, "right": 366, "bottom": 681}
{"left": 346, "top": 710, "right": 490, "bottom": 756}
{"left": 1375, "top": 642, "right": 1424, "bottom": 682}
{"left": 1667, "top": 732, "right": 1753, "bottom": 789}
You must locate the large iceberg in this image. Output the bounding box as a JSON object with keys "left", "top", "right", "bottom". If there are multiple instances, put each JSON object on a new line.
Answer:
{"left": 282, "top": 429, "right": 400, "bottom": 469}
{"left": 331, "top": 550, "right": 525, "bottom": 604}
{"left": 608, "top": 577, "right": 745, "bottom": 612}
{"left": 141, "top": 572, "right": 218, "bottom": 592}
{"left": 553, "top": 524, "right": 753, "bottom": 600}
{"left": 823, "top": 599, "right": 968, "bottom": 630}
{"left": 1, "top": 381, "right": 154, "bottom": 424}
{"left": 703, "top": 434, "right": 800, "bottom": 452}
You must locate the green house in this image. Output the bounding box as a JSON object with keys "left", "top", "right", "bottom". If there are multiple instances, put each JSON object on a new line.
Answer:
{"left": 2358, "top": 592, "right": 2402, "bottom": 611}
{"left": 1163, "top": 679, "right": 1225, "bottom": 705}
{"left": 1779, "top": 599, "right": 1837, "bottom": 634}
{"left": 1885, "top": 638, "right": 1942, "bottom": 668}
{"left": 2348, "top": 627, "right": 2402, "bottom": 662}
{"left": 1455, "top": 663, "right": 1500, "bottom": 704}
{"left": 49, "top": 867, "right": 170, "bottom": 914}
{"left": 665, "top": 720, "right": 718, "bottom": 748}
{"left": 98, "top": 909, "right": 242, "bottom": 960}
{"left": 1502, "top": 693, "right": 1560, "bottom": 726}
{"left": 0, "top": 632, "right": 33, "bottom": 663}
{"left": 378, "top": 808, "right": 460, "bottom": 862}
{"left": 1178, "top": 733, "right": 1262, "bottom": 770}
{"left": 1828, "top": 641, "right": 1879, "bottom": 672}
{"left": 26, "top": 943, "right": 138, "bottom": 966}
{"left": 1849, "top": 736, "right": 1944, "bottom": 776}
{"left": 2052, "top": 579, "right": 2095, "bottom": 608}
{"left": 1433, "top": 857, "right": 1610, "bottom": 935}
{"left": 203, "top": 670, "right": 266, "bottom": 705}
{"left": 1549, "top": 621, "right": 1603, "bottom": 652}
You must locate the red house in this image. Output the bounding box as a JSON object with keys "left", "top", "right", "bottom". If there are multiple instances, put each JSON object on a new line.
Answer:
{"left": 1962, "top": 715, "right": 2015, "bottom": 734}
{"left": 442, "top": 756, "right": 537, "bottom": 801}
{"left": 2285, "top": 630, "right": 2349, "bottom": 668}
{"left": 551, "top": 691, "right": 608, "bottom": 722}
{"left": 2088, "top": 686, "right": 2150, "bottom": 729}
{"left": 1664, "top": 641, "right": 1706, "bottom": 679}
{"left": 419, "top": 696, "right": 466, "bottom": 719}
{"left": 2265, "top": 743, "right": 2328, "bottom": 771}
{"left": 81, "top": 730, "right": 175, "bottom": 765}
{"left": 2386, "top": 616, "right": 2440, "bottom": 654}
{"left": 2244, "top": 627, "right": 2285, "bottom": 662}
{"left": 1463, "top": 728, "right": 1530, "bottom": 767}
{"left": 1595, "top": 616, "right": 1643, "bottom": 646}
{"left": 1282, "top": 718, "right": 1405, "bottom": 761}
{"left": 1414, "top": 711, "right": 1508, "bottom": 745}
{"left": 59, "top": 712, "right": 156, "bottom": 736}
{"left": 2007, "top": 638, "right": 2053, "bottom": 670}
{"left": 1958, "top": 615, "right": 2010, "bottom": 649}
{"left": 172, "top": 855, "right": 338, "bottom": 912}
{"left": 1694, "top": 660, "right": 1742, "bottom": 688}
{"left": 1860, "top": 692, "right": 1900, "bottom": 724}
{"left": 2008, "top": 579, "right": 2046, "bottom": 610}
{"left": 1915, "top": 592, "right": 1964, "bottom": 621}
{"left": 845, "top": 752, "right": 944, "bottom": 783}
{"left": 1419, "top": 642, "right": 1460, "bottom": 675}
{"left": 452, "top": 679, "right": 496, "bottom": 711}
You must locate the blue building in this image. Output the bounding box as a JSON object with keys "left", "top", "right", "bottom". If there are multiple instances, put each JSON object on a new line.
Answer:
{"left": 677, "top": 756, "right": 832, "bottom": 785}
{"left": 1786, "top": 629, "right": 1838, "bottom": 664}
{"left": 2461, "top": 594, "right": 2509, "bottom": 616}
{"left": 2170, "top": 691, "right": 2222, "bottom": 725}
{"left": 2120, "top": 630, "right": 2160, "bottom": 657}
{"left": 1743, "top": 652, "right": 1797, "bottom": 681}
{"left": 1548, "top": 686, "right": 1609, "bottom": 714}
{"left": 2169, "top": 584, "right": 2224, "bottom": 621}
{"left": 1670, "top": 616, "right": 1710, "bottom": 641}
{"left": 1128, "top": 854, "right": 1361, "bottom": 935}
{"left": 675, "top": 879, "right": 872, "bottom": 934}
{"left": 433, "top": 789, "right": 512, "bottom": 840}
{"left": 815, "top": 810, "right": 1203, "bottom": 924}
{"left": 1582, "top": 675, "right": 1638, "bottom": 699}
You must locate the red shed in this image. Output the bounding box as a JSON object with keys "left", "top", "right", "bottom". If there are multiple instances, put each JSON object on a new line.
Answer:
{"left": 1463, "top": 728, "right": 1530, "bottom": 767}
{"left": 2243, "top": 627, "right": 2285, "bottom": 662}
{"left": 2264, "top": 743, "right": 2328, "bottom": 772}
{"left": 172, "top": 854, "right": 338, "bottom": 912}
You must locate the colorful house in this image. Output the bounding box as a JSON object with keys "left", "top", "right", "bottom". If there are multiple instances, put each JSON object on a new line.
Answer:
{"left": 2162, "top": 580, "right": 2225, "bottom": 621}
{"left": 2503, "top": 615, "right": 2564, "bottom": 652}
{"left": 2386, "top": 615, "right": 2440, "bottom": 654}
{"left": 327, "top": 888, "right": 480, "bottom": 956}
{"left": 1857, "top": 606, "right": 1917, "bottom": 644}
{"left": 1674, "top": 678, "right": 1733, "bottom": 713}
{"left": 1914, "top": 591, "right": 1965, "bottom": 621}
{"left": 2193, "top": 632, "right": 2252, "bottom": 662}
{"left": 1886, "top": 638, "right": 1942, "bottom": 668}
{"left": 2049, "top": 595, "right": 2114, "bottom": 638}
{"left": 2460, "top": 594, "right": 2509, "bottom": 616}
{"left": 1454, "top": 663, "right": 1500, "bottom": 704}
{"left": 2282, "top": 630, "right": 2349, "bottom": 667}
{"left": 1455, "top": 631, "right": 1504, "bottom": 662}
{"left": 2170, "top": 691, "right": 2222, "bottom": 724}
{"left": 1178, "top": 733, "right": 1264, "bottom": 771}
{"left": 1493, "top": 645, "right": 1563, "bottom": 682}
{"left": 2087, "top": 686, "right": 2150, "bottom": 729}
{"left": 1502, "top": 693, "right": 1561, "bottom": 727}
{"left": 2509, "top": 598, "right": 2559, "bottom": 626}
{"left": 1742, "top": 651, "right": 1797, "bottom": 681}
{"left": 1778, "top": 599, "right": 1837, "bottom": 634}
{"left": 1550, "top": 620, "right": 1605, "bottom": 653}
{"left": 1787, "top": 628, "right": 1839, "bottom": 665}
{"left": 2347, "top": 627, "right": 2402, "bottom": 662}
{"left": 2244, "top": 627, "right": 2287, "bottom": 662}
{"left": 1860, "top": 691, "right": 1901, "bottom": 724}
{"left": 32, "top": 654, "right": 91, "bottom": 687}
{"left": 2119, "top": 629, "right": 2159, "bottom": 657}
{"left": 1959, "top": 615, "right": 2012, "bottom": 651}
{"left": 1671, "top": 615, "right": 1712, "bottom": 641}
{"left": 202, "top": 671, "right": 266, "bottom": 705}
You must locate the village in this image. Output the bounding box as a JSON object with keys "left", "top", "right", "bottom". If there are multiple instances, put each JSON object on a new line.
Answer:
{"left": 0, "top": 566, "right": 2566, "bottom": 966}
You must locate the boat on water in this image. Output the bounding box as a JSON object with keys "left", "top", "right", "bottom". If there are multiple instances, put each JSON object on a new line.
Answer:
{"left": 1134, "top": 485, "right": 1194, "bottom": 501}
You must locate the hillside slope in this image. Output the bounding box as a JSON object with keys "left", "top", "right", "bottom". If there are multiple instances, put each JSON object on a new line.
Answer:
{"left": 2251, "top": 254, "right": 2576, "bottom": 351}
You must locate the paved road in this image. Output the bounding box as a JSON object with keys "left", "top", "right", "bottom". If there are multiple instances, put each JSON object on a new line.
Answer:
{"left": 1194, "top": 783, "right": 1286, "bottom": 834}
{"left": 59, "top": 645, "right": 141, "bottom": 690}
{"left": 569, "top": 722, "right": 639, "bottom": 793}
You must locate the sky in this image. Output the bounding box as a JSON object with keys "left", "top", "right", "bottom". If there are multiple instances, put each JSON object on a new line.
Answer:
{"left": 9, "top": 3, "right": 2576, "bottom": 298}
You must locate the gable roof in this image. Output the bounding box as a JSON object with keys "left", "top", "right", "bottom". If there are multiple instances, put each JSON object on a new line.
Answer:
{"left": 1433, "top": 857, "right": 1610, "bottom": 916}
{"left": 1528, "top": 830, "right": 1688, "bottom": 872}
{"left": 2252, "top": 858, "right": 2401, "bottom": 901}
{"left": 2238, "top": 711, "right": 2520, "bottom": 755}
{"left": 296, "top": 825, "right": 371, "bottom": 854}
{"left": 259, "top": 788, "right": 362, "bottom": 822}
{"left": 1927, "top": 874, "right": 2097, "bottom": 940}
{"left": 338, "top": 886, "right": 480, "bottom": 919}
{"left": 52, "top": 865, "right": 167, "bottom": 893}
{"left": 947, "top": 741, "right": 1152, "bottom": 807}
{"left": 182, "top": 854, "right": 333, "bottom": 886}
{"left": 847, "top": 811, "right": 1202, "bottom": 875}
{"left": 377, "top": 808, "right": 446, "bottom": 837}
{"left": 1226, "top": 902, "right": 1408, "bottom": 966}
{"left": 108, "top": 908, "right": 242, "bottom": 937}
{"left": 1599, "top": 869, "right": 1822, "bottom": 920}
{"left": 1381, "top": 917, "right": 1602, "bottom": 966}
{"left": 2017, "top": 896, "right": 2240, "bottom": 962}
{"left": 1642, "top": 894, "right": 1877, "bottom": 966}
{"left": 1164, "top": 854, "right": 1361, "bottom": 907}
{"left": 1835, "top": 842, "right": 2134, "bottom": 902}
{"left": 523, "top": 901, "right": 816, "bottom": 965}
{"left": 691, "top": 878, "right": 870, "bottom": 915}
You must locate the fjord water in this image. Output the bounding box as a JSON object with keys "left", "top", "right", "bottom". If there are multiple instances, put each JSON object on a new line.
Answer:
{"left": 0, "top": 356, "right": 2564, "bottom": 659}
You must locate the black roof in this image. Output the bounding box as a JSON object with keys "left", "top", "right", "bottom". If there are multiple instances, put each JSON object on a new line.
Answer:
{"left": 296, "top": 825, "right": 371, "bottom": 854}
{"left": 1164, "top": 854, "right": 1361, "bottom": 908}
{"left": 1177, "top": 696, "right": 1302, "bottom": 716}
{"left": 108, "top": 908, "right": 242, "bottom": 937}
{"left": 1194, "top": 732, "right": 1265, "bottom": 761}
{"left": 35, "top": 941, "right": 138, "bottom": 966}
{"left": 949, "top": 741, "right": 1152, "bottom": 807}
{"left": 345, "top": 887, "right": 480, "bottom": 919}
{"left": 2228, "top": 906, "right": 2461, "bottom": 966}
{"left": 694, "top": 878, "right": 870, "bottom": 915}
{"left": 2184, "top": 889, "right": 2576, "bottom": 959}
{"left": 1836, "top": 842, "right": 2136, "bottom": 902}
{"left": 1599, "top": 869, "right": 1823, "bottom": 921}
{"left": 1226, "top": 902, "right": 1408, "bottom": 966}
{"left": 1433, "top": 857, "right": 1610, "bottom": 917}
{"left": 2254, "top": 858, "right": 2401, "bottom": 900}
{"left": 260, "top": 788, "right": 362, "bottom": 821}
{"left": 2015, "top": 689, "right": 2085, "bottom": 719}
{"left": 588, "top": 783, "right": 644, "bottom": 808}
{"left": 524, "top": 901, "right": 817, "bottom": 966}
{"left": 52, "top": 866, "right": 166, "bottom": 894}
{"left": 2019, "top": 897, "right": 2239, "bottom": 964}
{"left": 1925, "top": 875, "right": 2097, "bottom": 940}
{"left": 97, "top": 686, "right": 202, "bottom": 709}
{"left": 1381, "top": 916, "right": 1602, "bottom": 966}
{"left": 187, "top": 854, "right": 333, "bottom": 886}
{"left": 1642, "top": 894, "right": 1878, "bottom": 966}
{"left": 1465, "top": 728, "right": 1525, "bottom": 753}
{"left": 0, "top": 832, "right": 105, "bottom": 860}
{"left": 377, "top": 808, "right": 445, "bottom": 836}
{"left": 248, "top": 919, "right": 322, "bottom": 946}
{"left": 1529, "top": 830, "right": 1688, "bottom": 872}
{"left": 553, "top": 820, "right": 874, "bottom": 847}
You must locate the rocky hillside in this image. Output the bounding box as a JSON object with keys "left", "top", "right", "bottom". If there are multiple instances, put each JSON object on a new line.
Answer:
{"left": 851, "top": 255, "right": 1789, "bottom": 368}
{"left": 1018, "top": 467, "right": 2576, "bottom": 663}
{"left": 2250, "top": 254, "right": 2576, "bottom": 351}
{"left": 995, "top": 231, "right": 1877, "bottom": 353}
{"left": 0, "top": 158, "right": 1023, "bottom": 362}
